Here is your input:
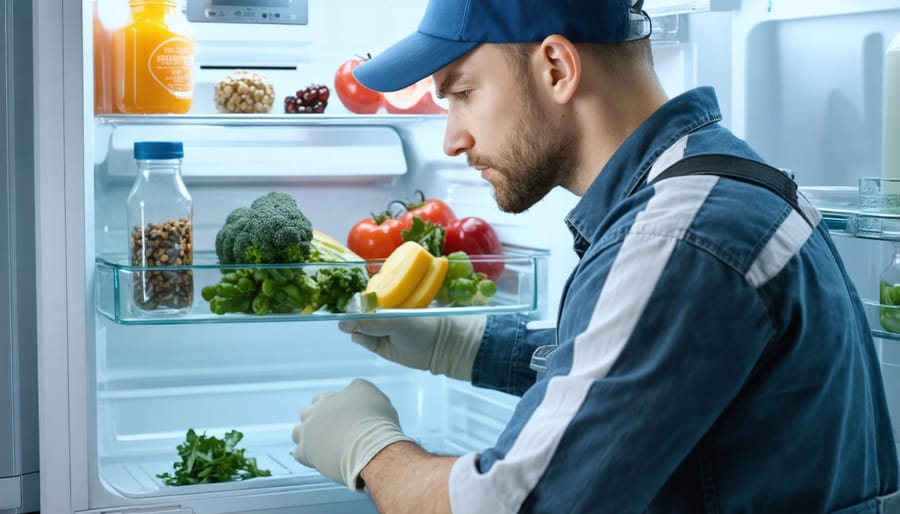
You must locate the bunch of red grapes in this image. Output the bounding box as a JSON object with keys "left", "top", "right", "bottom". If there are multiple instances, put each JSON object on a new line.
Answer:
{"left": 284, "top": 84, "right": 330, "bottom": 113}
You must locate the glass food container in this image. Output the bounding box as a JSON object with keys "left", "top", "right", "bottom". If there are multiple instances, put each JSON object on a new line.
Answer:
{"left": 126, "top": 141, "right": 194, "bottom": 317}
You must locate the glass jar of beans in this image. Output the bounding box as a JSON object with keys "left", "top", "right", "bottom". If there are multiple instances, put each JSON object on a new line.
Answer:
{"left": 126, "top": 141, "right": 193, "bottom": 316}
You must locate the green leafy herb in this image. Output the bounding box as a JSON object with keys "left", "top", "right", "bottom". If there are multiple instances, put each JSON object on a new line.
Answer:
{"left": 400, "top": 216, "right": 446, "bottom": 257}
{"left": 156, "top": 429, "right": 272, "bottom": 486}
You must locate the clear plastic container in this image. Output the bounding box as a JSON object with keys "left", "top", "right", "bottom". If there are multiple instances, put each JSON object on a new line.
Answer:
{"left": 126, "top": 141, "right": 193, "bottom": 316}
{"left": 111, "top": 0, "right": 195, "bottom": 114}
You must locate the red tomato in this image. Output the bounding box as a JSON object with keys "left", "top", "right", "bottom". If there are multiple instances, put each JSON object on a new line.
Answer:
{"left": 347, "top": 216, "right": 404, "bottom": 262}
{"left": 443, "top": 217, "right": 505, "bottom": 281}
{"left": 395, "top": 191, "right": 457, "bottom": 229}
{"left": 334, "top": 57, "right": 384, "bottom": 114}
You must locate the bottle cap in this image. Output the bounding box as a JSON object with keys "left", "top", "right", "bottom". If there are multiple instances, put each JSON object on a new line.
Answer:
{"left": 134, "top": 141, "right": 184, "bottom": 160}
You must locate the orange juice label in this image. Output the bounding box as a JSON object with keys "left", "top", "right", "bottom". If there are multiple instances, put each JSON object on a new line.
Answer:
{"left": 148, "top": 37, "right": 194, "bottom": 99}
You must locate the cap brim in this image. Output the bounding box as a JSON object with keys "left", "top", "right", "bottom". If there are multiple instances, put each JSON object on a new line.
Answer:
{"left": 353, "top": 31, "right": 479, "bottom": 93}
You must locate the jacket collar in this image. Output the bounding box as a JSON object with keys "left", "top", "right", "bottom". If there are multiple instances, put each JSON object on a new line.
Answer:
{"left": 564, "top": 86, "right": 723, "bottom": 257}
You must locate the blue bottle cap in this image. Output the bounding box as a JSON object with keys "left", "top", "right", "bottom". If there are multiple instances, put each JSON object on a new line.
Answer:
{"left": 133, "top": 141, "right": 184, "bottom": 160}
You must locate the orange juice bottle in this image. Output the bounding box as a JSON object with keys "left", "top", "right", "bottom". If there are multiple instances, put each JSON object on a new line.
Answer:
{"left": 92, "top": 0, "right": 114, "bottom": 114}
{"left": 112, "top": 0, "right": 195, "bottom": 114}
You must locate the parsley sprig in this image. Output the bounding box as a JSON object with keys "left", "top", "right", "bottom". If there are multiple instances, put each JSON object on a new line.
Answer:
{"left": 156, "top": 429, "right": 272, "bottom": 486}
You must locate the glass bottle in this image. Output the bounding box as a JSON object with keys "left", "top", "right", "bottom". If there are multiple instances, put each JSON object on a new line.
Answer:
{"left": 111, "top": 0, "right": 195, "bottom": 114}
{"left": 879, "top": 242, "right": 900, "bottom": 333}
{"left": 126, "top": 141, "right": 193, "bottom": 316}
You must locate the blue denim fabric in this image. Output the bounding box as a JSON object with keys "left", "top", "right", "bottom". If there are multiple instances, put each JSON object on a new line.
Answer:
{"left": 466, "top": 87, "right": 899, "bottom": 513}
{"left": 472, "top": 314, "right": 552, "bottom": 396}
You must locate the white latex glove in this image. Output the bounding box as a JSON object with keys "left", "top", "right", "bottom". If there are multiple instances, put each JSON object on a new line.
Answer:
{"left": 292, "top": 378, "right": 414, "bottom": 491}
{"left": 338, "top": 315, "right": 487, "bottom": 381}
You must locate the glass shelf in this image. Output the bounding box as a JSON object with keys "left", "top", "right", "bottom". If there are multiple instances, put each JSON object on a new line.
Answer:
{"left": 96, "top": 113, "right": 447, "bottom": 128}
{"left": 801, "top": 184, "right": 900, "bottom": 241}
{"left": 861, "top": 299, "right": 900, "bottom": 341}
{"left": 95, "top": 249, "right": 548, "bottom": 326}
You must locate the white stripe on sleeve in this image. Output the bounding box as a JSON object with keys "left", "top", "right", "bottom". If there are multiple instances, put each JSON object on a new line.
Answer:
{"left": 745, "top": 209, "right": 813, "bottom": 288}
{"left": 449, "top": 176, "right": 717, "bottom": 514}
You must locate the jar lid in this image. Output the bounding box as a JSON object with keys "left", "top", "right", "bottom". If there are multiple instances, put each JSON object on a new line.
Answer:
{"left": 134, "top": 141, "right": 184, "bottom": 160}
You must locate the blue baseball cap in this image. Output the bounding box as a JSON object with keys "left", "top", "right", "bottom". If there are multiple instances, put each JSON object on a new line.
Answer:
{"left": 353, "top": 0, "right": 652, "bottom": 93}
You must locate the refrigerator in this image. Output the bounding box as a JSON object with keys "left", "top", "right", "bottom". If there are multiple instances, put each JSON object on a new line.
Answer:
{"left": 1, "top": 1, "right": 39, "bottom": 513}
{"left": 12, "top": 0, "right": 900, "bottom": 513}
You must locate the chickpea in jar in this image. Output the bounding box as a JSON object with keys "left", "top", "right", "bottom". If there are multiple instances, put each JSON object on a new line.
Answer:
{"left": 130, "top": 217, "right": 194, "bottom": 310}
{"left": 214, "top": 70, "right": 276, "bottom": 114}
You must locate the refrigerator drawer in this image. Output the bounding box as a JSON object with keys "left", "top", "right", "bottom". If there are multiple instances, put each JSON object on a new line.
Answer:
{"left": 95, "top": 248, "right": 548, "bottom": 325}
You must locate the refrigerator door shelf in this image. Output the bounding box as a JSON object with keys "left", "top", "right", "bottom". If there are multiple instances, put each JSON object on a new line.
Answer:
{"left": 802, "top": 186, "right": 900, "bottom": 241}
{"left": 95, "top": 249, "right": 548, "bottom": 325}
{"left": 802, "top": 186, "right": 900, "bottom": 341}
{"left": 95, "top": 117, "right": 424, "bottom": 181}
{"left": 864, "top": 299, "right": 900, "bottom": 342}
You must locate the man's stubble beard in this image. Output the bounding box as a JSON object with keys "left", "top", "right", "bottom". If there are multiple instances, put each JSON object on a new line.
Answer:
{"left": 475, "top": 90, "right": 579, "bottom": 214}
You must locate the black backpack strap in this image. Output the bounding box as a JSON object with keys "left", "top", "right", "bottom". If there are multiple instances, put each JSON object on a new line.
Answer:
{"left": 649, "top": 153, "right": 813, "bottom": 227}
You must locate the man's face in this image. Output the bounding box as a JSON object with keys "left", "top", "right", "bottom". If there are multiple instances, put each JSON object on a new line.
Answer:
{"left": 434, "top": 44, "right": 577, "bottom": 214}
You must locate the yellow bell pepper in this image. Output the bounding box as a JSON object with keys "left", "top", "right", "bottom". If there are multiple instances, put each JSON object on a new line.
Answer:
{"left": 398, "top": 256, "right": 449, "bottom": 308}
{"left": 364, "top": 241, "right": 433, "bottom": 308}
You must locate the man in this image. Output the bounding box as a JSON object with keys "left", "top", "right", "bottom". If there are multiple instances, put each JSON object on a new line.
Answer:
{"left": 291, "top": 0, "right": 900, "bottom": 512}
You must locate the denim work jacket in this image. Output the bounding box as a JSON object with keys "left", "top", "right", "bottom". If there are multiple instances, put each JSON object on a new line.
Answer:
{"left": 449, "top": 87, "right": 900, "bottom": 514}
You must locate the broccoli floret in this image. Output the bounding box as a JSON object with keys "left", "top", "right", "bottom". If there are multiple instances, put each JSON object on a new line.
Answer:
{"left": 215, "top": 193, "right": 313, "bottom": 264}
{"left": 215, "top": 207, "right": 251, "bottom": 264}
{"left": 250, "top": 191, "right": 298, "bottom": 212}
{"left": 314, "top": 267, "right": 369, "bottom": 313}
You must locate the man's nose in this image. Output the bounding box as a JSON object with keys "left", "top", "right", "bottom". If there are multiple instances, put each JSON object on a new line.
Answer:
{"left": 443, "top": 111, "right": 475, "bottom": 157}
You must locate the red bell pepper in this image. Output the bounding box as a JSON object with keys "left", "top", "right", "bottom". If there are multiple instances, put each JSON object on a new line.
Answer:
{"left": 443, "top": 216, "right": 505, "bottom": 281}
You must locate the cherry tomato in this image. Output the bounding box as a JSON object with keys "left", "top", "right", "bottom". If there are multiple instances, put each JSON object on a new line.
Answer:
{"left": 334, "top": 56, "right": 384, "bottom": 114}
{"left": 443, "top": 217, "right": 505, "bottom": 281}
{"left": 394, "top": 191, "right": 457, "bottom": 229}
{"left": 347, "top": 215, "right": 404, "bottom": 263}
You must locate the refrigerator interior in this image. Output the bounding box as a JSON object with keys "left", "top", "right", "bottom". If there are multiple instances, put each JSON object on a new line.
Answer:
{"left": 685, "top": 1, "right": 900, "bottom": 454}
{"left": 90, "top": 118, "right": 542, "bottom": 508}
{"left": 88, "top": 1, "right": 568, "bottom": 511}
{"left": 59, "top": 0, "right": 900, "bottom": 512}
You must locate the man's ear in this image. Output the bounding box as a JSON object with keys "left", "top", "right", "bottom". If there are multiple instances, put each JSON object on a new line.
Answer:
{"left": 536, "top": 35, "right": 581, "bottom": 104}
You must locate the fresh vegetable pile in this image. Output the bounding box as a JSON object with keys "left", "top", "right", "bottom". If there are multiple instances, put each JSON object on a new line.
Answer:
{"left": 363, "top": 242, "right": 497, "bottom": 309}
{"left": 348, "top": 191, "right": 505, "bottom": 280}
{"left": 204, "top": 192, "right": 367, "bottom": 315}
{"left": 352, "top": 192, "right": 504, "bottom": 309}
{"left": 156, "top": 429, "right": 271, "bottom": 486}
